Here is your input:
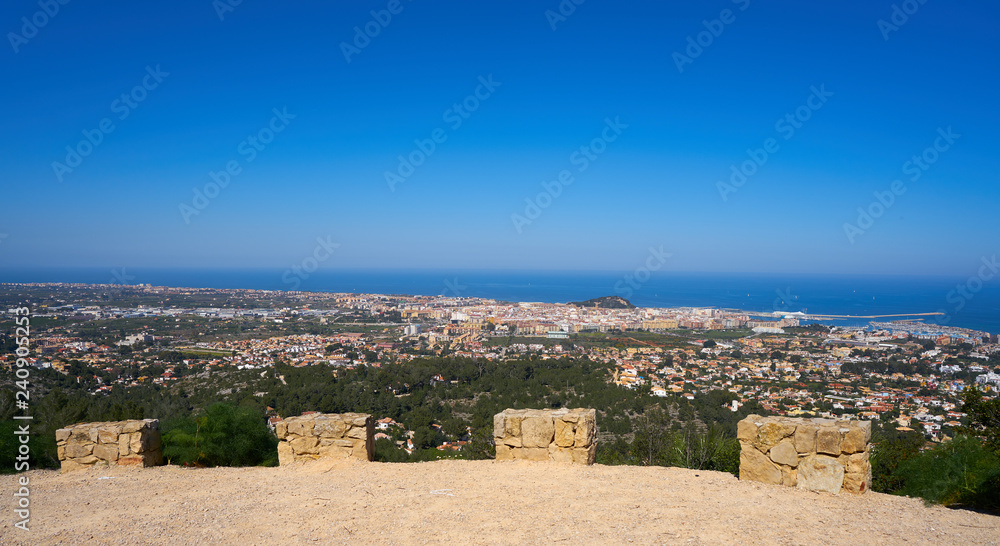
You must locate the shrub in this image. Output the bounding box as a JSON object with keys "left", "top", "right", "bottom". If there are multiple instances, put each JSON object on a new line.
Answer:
{"left": 162, "top": 403, "right": 277, "bottom": 467}
{"left": 893, "top": 435, "right": 1000, "bottom": 513}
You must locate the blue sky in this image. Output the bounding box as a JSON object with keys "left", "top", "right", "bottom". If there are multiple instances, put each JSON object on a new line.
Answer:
{"left": 1, "top": 0, "right": 997, "bottom": 275}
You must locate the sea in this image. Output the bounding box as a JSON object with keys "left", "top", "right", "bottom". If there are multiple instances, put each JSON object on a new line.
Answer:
{"left": 1, "top": 268, "right": 998, "bottom": 335}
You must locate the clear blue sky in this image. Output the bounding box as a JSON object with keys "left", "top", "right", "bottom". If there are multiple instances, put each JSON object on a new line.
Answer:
{"left": 1, "top": 0, "right": 997, "bottom": 275}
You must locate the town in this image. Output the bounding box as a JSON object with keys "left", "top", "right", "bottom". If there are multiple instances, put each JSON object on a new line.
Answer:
{"left": 2, "top": 282, "right": 998, "bottom": 449}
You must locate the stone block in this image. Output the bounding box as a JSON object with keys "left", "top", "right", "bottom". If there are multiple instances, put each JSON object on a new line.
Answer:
{"left": 493, "top": 413, "right": 506, "bottom": 439}
{"left": 571, "top": 443, "right": 597, "bottom": 465}
{"left": 554, "top": 419, "right": 575, "bottom": 448}
{"left": 516, "top": 447, "right": 551, "bottom": 462}
{"left": 98, "top": 426, "right": 122, "bottom": 445}
{"left": 737, "top": 417, "right": 759, "bottom": 441}
{"left": 495, "top": 443, "right": 514, "bottom": 461}
{"left": 93, "top": 444, "right": 120, "bottom": 462}
{"left": 769, "top": 439, "right": 799, "bottom": 467}
{"left": 841, "top": 427, "right": 867, "bottom": 454}
{"left": 548, "top": 445, "right": 574, "bottom": 464}
{"left": 505, "top": 415, "right": 522, "bottom": 438}
{"left": 521, "top": 414, "right": 554, "bottom": 448}
{"left": 277, "top": 442, "right": 294, "bottom": 466}
{"left": 55, "top": 428, "right": 72, "bottom": 443}
{"left": 794, "top": 425, "right": 817, "bottom": 453}
{"left": 739, "top": 441, "right": 782, "bottom": 485}
{"left": 781, "top": 466, "right": 798, "bottom": 487}
{"left": 755, "top": 421, "right": 796, "bottom": 451}
{"left": 290, "top": 436, "right": 319, "bottom": 455}
{"left": 65, "top": 443, "right": 94, "bottom": 459}
{"left": 797, "top": 455, "right": 845, "bottom": 494}
{"left": 119, "top": 434, "right": 131, "bottom": 457}
{"left": 275, "top": 421, "right": 288, "bottom": 439}
{"left": 816, "top": 426, "right": 842, "bottom": 455}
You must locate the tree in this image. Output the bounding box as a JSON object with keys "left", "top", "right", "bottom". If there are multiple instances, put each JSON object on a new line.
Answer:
{"left": 960, "top": 385, "right": 1000, "bottom": 455}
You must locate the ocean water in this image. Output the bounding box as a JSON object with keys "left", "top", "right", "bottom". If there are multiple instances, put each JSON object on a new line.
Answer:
{"left": 1, "top": 268, "right": 998, "bottom": 334}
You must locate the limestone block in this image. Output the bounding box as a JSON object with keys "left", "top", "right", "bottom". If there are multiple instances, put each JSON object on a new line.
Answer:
{"left": 129, "top": 432, "right": 144, "bottom": 454}
{"left": 737, "top": 417, "right": 759, "bottom": 441}
{"left": 98, "top": 426, "right": 122, "bottom": 445}
{"left": 346, "top": 425, "right": 367, "bottom": 439}
{"left": 495, "top": 443, "right": 514, "bottom": 461}
{"left": 55, "top": 428, "right": 72, "bottom": 443}
{"left": 74, "top": 455, "right": 99, "bottom": 465}
{"left": 755, "top": 421, "right": 795, "bottom": 451}
{"left": 65, "top": 443, "right": 94, "bottom": 459}
{"left": 493, "top": 413, "right": 506, "bottom": 439}
{"left": 275, "top": 421, "right": 288, "bottom": 439}
{"left": 548, "top": 445, "right": 574, "bottom": 464}
{"left": 574, "top": 412, "right": 595, "bottom": 446}
{"left": 797, "top": 455, "right": 845, "bottom": 494}
{"left": 505, "top": 414, "right": 522, "bottom": 438}
{"left": 571, "top": 443, "right": 597, "bottom": 465}
{"left": 277, "top": 442, "right": 294, "bottom": 466}
{"left": 781, "top": 466, "right": 798, "bottom": 487}
{"left": 119, "top": 434, "right": 131, "bottom": 457}
{"left": 739, "top": 441, "right": 782, "bottom": 485}
{"left": 93, "top": 444, "right": 119, "bottom": 462}
{"left": 842, "top": 427, "right": 867, "bottom": 454}
{"left": 794, "top": 425, "right": 817, "bottom": 453}
{"left": 516, "top": 447, "right": 551, "bottom": 462}
{"left": 769, "top": 439, "right": 799, "bottom": 467}
{"left": 521, "top": 414, "right": 554, "bottom": 448}
{"left": 554, "top": 419, "right": 575, "bottom": 448}
{"left": 287, "top": 419, "right": 314, "bottom": 437}
{"left": 816, "top": 426, "right": 842, "bottom": 455}
{"left": 290, "top": 436, "right": 320, "bottom": 455}
{"left": 502, "top": 436, "right": 522, "bottom": 448}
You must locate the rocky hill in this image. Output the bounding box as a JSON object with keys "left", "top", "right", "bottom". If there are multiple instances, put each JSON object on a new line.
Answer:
{"left": 568, "top": 295, "right": 636, "bottom": 309}
{"left": 4, "top": 460, "right": 998, "bottom": 544}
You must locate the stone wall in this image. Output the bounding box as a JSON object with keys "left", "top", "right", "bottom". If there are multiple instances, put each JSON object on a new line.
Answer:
{"left": 276, "top": 412, "right": 374, "bottom": 464}
{"left": 493, "top": 408, "right": 597, "bottom": 464}
{"left": 56, "top": 420, "right": 162, "bottom": 472}
{"left": 737, "top": 415, "right": 871, "bottom": 494}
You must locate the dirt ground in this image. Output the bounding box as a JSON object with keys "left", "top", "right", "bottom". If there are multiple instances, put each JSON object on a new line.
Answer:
{"left": 2, "top": 460, "right": 998, "bottom": 545}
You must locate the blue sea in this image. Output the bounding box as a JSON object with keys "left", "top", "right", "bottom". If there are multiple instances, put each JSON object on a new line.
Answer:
{"left": 1, "top": 268, "right": 998, "bottom": 335}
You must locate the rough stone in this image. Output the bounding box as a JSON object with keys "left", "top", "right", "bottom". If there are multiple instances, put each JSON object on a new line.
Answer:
{"left": 289, "top": 436, "right": 320, "bottom": 454}
{"left": 65, "top": 443, "right": 94, "bottom": 459}
{"left": 275, "top": 421, "right": 288, "bottom": 439}
{"left": 554, "top": 419, "right": 575, "bottom": 448}
{"left": 98, "top": 426, "right": 122, "bottom": 445}
{"left": 277, "top": 442, "right": 294, "bottom": 466}
{"left": 737, "top": 418, "right": 759, "bottom": 441}
{"left": 493, "top": 413, "right": 506, "bottom": 439}
{"left": 816, "top": 426, "right": 842, "bottom": 455}
{"left": 521, "top": 414, "right": 555, "bottom": 448}
{"left": 794, "top": 425, "right": 817, "bottom": 453}
{"left": 277, "top": 412, "right": 374, "bottom": 464}
{"left": 781, "top": 465, "right": 798, "bottom": 487}
{"left": 755, "top": 421, "right": 796, "bottom": 451}
{"left": 505, "top": 415, "right": 522, "bottom": 438}
{"left": 797, "top": 455, "right": 845, "bottom": 494}
{"left": 841, "top": 427, "right": 867, "bottom": 454}
{"left": 739, "top": 440, "right": 782, "bottom": 485}
{"left": 769, "top": 440, "right": 799, "bottom": 467}
{"left": 93, "top": 444, "right": 119, "bottom": 462}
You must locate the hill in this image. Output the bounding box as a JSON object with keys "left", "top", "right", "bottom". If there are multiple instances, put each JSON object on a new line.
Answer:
{"left": 4, "top": 460, "right": 998, "bottom": 544}
{"left": 568, "top": 295, "right": 636, "bottom": 309}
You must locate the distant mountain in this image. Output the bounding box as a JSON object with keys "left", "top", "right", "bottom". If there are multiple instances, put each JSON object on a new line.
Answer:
{"left": 568, "top": 295, "right": 636, "bottom": 309}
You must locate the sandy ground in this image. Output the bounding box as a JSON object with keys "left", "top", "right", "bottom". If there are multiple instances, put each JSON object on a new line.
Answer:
{"left": 1, "top": 460, "right": 998, "bottom": 545}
